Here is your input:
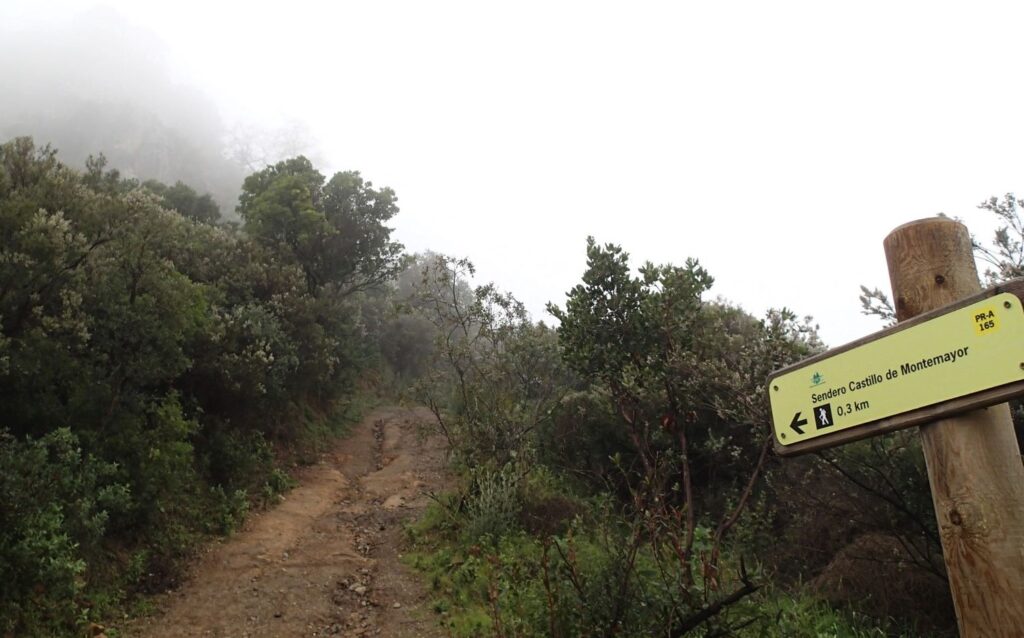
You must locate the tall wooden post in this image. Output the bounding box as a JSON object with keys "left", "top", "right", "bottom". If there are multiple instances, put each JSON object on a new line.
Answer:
{"left": 884, "top": 217, "right": 1024, "bottom": 636}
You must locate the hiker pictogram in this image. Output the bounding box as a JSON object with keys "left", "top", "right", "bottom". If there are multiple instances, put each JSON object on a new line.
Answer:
{"left": 815, "top": 403, "right": 833, "bottom": 429}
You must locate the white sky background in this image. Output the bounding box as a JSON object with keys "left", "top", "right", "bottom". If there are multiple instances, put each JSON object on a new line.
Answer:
{"left": 5, "top": 1, "right": 1024, "bottom": 347}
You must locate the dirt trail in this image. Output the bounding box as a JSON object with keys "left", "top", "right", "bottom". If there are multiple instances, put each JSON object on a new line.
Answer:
{"left": 127, "top": 407, "right": 448, "bottom": 638}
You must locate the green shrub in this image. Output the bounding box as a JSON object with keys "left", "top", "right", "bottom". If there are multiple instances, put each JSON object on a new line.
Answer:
{"left": 0, "top": 138, "right": 402, "bottom": 632}
{"left": 208, "top": 486, "right": 250, "bottom": 535}
{"left": 462, "top": 464, "right": 523, "bottom": 545}
{"left": 741, "top": 591, "right": 915, "bottom": 638}
{"left": 0, "top": 428, "right": 126, "bottom": 636}
{"left": 199, "top": 426, "right": 275, "bottom": 494}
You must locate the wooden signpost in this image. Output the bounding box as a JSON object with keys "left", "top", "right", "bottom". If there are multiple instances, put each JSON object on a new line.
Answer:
{"left": 768, "top": 218, "right": 1024, "bottom": 637}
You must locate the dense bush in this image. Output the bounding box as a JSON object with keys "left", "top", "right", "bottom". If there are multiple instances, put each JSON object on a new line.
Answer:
{"left": 0, "top": 137, "right": 402, "bottom": 634}
{"left": 405, "top": 238, "right": 957, "bottom": 636}
{"left": 410, "top": 254, "right": 571, "bottom": 467}
{"left": 0, "top": 428, "right": 129, "bottom": 636}
{"left": 404, "top": 241, "right": 837, "bottom": 636}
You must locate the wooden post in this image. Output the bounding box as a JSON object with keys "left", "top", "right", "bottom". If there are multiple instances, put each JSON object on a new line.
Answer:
{"left": 884, "top": 217, "right": 1024, "bottom": 636}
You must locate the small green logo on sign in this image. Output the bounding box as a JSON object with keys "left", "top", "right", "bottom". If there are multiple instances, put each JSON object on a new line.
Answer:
{"left": 811, "top": 372, "right": 824, "bottom": 386}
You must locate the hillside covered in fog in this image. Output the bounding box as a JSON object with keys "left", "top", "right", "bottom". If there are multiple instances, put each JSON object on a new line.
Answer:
{"left": 0, "top": 7, "right": 320, "bottom": 217}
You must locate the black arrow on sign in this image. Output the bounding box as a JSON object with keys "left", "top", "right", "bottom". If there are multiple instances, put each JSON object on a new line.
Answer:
{"left": 790, "top": 412, "right": 808, "bottom": 435}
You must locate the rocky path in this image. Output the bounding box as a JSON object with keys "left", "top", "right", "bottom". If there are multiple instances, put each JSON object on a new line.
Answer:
{"left": 126, "top": 406, "right": 448, "bottom": 638}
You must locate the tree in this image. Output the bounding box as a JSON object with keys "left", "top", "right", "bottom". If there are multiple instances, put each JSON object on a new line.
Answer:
{"left": 546, "top": 237, "right": 818, "bottom": 635}
{"left": 143, "top": 179, "right": 220, "bottom": 224}
{"left": 975, "top": 193, "right": 1024, "bottom": 283}
{"left": 411, "top": 254, "right": 568, "bottom": 465}
{"left": 237, "top": 156, "right": 404, "bottom": 298}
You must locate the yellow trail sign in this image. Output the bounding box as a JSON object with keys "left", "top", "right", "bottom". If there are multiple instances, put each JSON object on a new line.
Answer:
{"left": 769, "top": 292, "right": 1024, "bottom": 455}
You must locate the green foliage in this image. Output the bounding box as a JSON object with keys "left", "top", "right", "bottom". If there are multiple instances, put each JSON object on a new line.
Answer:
{"left": 411, "top": 485, "right": 911, "bottom": 638}
{"left": 143, "top": 179, "right": 221, "bottom": 224}
{"left": 0, "top": 428, "right": 127, "bottom": 636}
{"left": 409, "top": 236, "right": 915, "bottom": 636}
{"left": 545, "top": 239, "right": 817, "bottom": 630}
{"left": 391, "top": 230, "right": 966, "bottom": 636}
{"left": 208, "top": 486, "right": 250, "bottom": 536}
{"left": 745, "top": 592, "right": 915, "bottom": 638}
{"left": 198, "top": 428, "right": 276, "bottom": 495}
{"left": 379, "top": 312, "right": 437, "bottom": 384}
{"left": 0, "top": 137, "right": 402, "bottom": 633}
{"left": 550, "top": 236, "right": 714, "bottom": 389}
{"left": 238, "top": 156, "right": 404, "bottom": 298}
{"left": 410, "top": 254, "right": 571, "bottom": 466}
{"left": 818, "top": 432, "right": 942, "bottom": 576}
{"left": 462, "top": 464, "right": 524, "bottom": 545}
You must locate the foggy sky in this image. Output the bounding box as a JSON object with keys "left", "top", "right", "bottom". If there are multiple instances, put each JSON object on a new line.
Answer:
{"left": 3, "top": 1, "right": 1024, "bottom": 347}
{"left": 0, "top": 6, "right": 318, "bottom": 215}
